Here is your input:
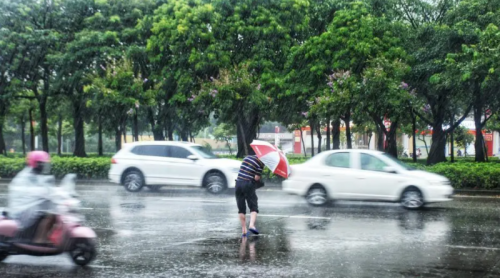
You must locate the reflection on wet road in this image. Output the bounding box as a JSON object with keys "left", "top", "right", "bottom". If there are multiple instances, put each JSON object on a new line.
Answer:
{"left": 1, "top": 184, "right": 500, "bottom": 277}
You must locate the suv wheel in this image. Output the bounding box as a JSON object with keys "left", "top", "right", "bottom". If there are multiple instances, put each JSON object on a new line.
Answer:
{"left": 123, "top": 170, "right": 145, "bottom": 192}
{"left": 204, "top": 172, "right": 227, "bottom": 194}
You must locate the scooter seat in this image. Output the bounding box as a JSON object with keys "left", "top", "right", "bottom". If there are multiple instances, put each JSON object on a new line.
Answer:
{"left": 15, "top": 242, "right": 56, "bottom": 248}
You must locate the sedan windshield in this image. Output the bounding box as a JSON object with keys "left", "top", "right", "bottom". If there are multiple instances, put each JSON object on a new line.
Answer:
{"left": 382, "top": 153, "right": 415, "bottom": 170}
{"left": 190, "top": 146, "right": 218, "bottom": 159}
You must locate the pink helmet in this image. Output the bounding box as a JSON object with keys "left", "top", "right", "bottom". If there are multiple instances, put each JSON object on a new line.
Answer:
{"left": 27, "top": 151, "right": 51, "bottom": 168}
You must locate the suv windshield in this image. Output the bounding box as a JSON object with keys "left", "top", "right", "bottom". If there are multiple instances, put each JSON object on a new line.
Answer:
{"left": 382, "top": 153, "right": 415, "bottom": 170}
{"left": 190, "top": 146, "right": 218, "bottom": 159}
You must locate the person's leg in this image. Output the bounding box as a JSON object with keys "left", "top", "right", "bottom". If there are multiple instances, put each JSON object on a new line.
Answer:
{"left": 33, "top": 215, "right": 55, "bottom": 244}
{"left": 246, "top": 186, "right": 259, "bottom": 232}
{"left": 239, "top": 213, "right": 247, "bottom": 235}
{"left": 249, "top": 212, "right": 257, "bottom": 230}
{"left": 235, "top": 183, "right": 247, "bottom": 235}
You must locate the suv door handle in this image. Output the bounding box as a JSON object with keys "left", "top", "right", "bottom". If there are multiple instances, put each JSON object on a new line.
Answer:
{"left": 357, "top": 177, "right": 366, "bottom": 179}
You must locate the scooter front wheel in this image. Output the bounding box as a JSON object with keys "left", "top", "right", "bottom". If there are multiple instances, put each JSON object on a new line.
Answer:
{"left": 69, "top": 238, "right": 96, "bottom": 266}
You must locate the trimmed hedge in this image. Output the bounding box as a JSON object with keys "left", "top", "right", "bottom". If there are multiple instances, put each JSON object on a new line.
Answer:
{"left": 0, "top": 157, "right": 111, "bottom": 179}
{"left": 1, "top": 155, "right": 499, "bottom": 189}
{"left": 405, "top": 162, "right": 500, "bottom": 190}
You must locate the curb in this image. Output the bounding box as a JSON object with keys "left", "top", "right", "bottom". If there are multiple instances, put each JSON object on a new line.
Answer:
{"left": 454, "top": 189, "right": 500, "bottom": 196}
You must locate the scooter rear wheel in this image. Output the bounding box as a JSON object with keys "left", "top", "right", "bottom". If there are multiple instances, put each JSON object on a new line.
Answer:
{"left": 70, "top": 238, "right": 96, "bottom": 266}
{"left": 0, "top": 237, "right": 8, "bottom": 262}
{"left": 0, "top": 252, "right": 7, "bottom": 262}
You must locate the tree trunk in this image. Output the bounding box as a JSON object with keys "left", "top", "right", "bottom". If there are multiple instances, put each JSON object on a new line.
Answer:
{"left": 385, "top": 122, "right": 398, "bottom": 158}
{"left": 426, "top": 123, "right": 447, "bottom": 165}
{"left": 418, "top": 134, "right": 430, "bottom": 156}
{"left": 309, "top": 120, "right": 315, "bottom": 156}
{"left": 376, "top": 125, "right": 384, "bottom": 151}
{"left": 0, "top": 102, "right": 6, "bottom": 155}
{"left": 73, "top": 100, "right": 87, "bottom": 157}
{"left": 332, "top": 119, "right": 340, "bottom": 150}
{"left": 316, "top": 122, "right": 322, "bottom": 154}
{"left": 474, "top": 121, "right": 486, "bottom": 162}
{"left": 167, "top": 128, "right": 174, "bottom": 141}
{"left": 148, "top": 108, "right": 164, "bottom": 140}
{"left": 344, "top": 114, "right": 352, "bottom": 149}
{"left": 474, "top": 98, "right": 486, "bottom": 162}
{"left": 39, "top": 97, "right": 49, "bottom": 152}
{"left": 122, "top": 122, "right": 127, "bottom": 144}
{"left": 179, "top": 124, "right": 189, "bottom": 141}
{"left": 237, "top": 119, "right": 248, "bottom": 157}
{"left": 450, "top": 115, "right": 454, "bottom": 163}
{"left": 0, "top": 124, "right": 5, "bottom": 156}
{"left": 236, "top": 113, "right": 258, "bottom": 158}
{"left": 133, "top": 109, "right": 139, "bottom": 142}
{"left": 412, "top": 113, "right": 417, "bottom": 162}
{"left": 57, "top": 114, "right": 62, "bottom": 156}
{"left": 484, "top": 138, "right": 489, "bottom": 162}
{"left": 115, "top": 127, "right": 122, "bottom": 152}
{"left": 166, "top": 118, "right": 174, "bottom": 141}
{"left": 226, "top": 139, "right": 233, "bottom": 155}
{"left": 29, "top": 108, "right": 35, "bottom": 151}
{"left": 21, "top": 115, "right": 26, "bottom": 155}
{"left": 98, "top": 115, "right": 103, "bottom": 156}
{"left": 326, "top": 117, "right": 331, "bottom": 150}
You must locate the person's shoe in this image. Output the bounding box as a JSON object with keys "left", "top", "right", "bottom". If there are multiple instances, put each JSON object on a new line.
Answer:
{"left": 249, "top": 227, "right": 259, "bottom": 235}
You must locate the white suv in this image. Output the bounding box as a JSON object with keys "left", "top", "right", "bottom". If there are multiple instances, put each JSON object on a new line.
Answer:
{"left": 108, "top": 141, "right": 242, "bottom": 194}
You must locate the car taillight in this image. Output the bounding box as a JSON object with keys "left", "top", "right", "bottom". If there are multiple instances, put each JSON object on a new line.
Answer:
{"left": 111, "top": 158, "right": 117, "bottom": 164}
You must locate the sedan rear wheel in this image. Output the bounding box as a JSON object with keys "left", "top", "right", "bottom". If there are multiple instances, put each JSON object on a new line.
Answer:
{"left": 306, "top": 186, "right": 328, "bottom": 207}
{"left": 401, "top": 188, "right": 424, "bottom": 209}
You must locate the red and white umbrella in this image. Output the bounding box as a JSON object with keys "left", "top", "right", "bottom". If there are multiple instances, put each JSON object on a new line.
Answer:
{"left": 250, "top": 140, "right": 291, "bottom": 178}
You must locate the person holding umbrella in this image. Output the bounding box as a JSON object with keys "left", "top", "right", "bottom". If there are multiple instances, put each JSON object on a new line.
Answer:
{"left": 235, "top": 154, "right": 265, "bottom": 237}
{"left": 236, "top": 140, "right": 291, "bottom": 237}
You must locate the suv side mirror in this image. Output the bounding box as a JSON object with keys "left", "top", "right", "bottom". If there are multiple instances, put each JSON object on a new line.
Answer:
{"left": 383, "top": 166, "right": 398, "bottom": 174}
{"left": 187, "top": 155, "right": 198, "bottom": 161}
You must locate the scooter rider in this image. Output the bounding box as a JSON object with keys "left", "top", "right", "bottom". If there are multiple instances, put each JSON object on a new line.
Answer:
{"left": 8, "top": 151, "right": 56, "bottom": 244}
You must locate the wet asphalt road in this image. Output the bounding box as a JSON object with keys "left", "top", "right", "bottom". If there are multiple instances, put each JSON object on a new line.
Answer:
{"left": 0, "top": 183, "right": 500, "bottom": 278}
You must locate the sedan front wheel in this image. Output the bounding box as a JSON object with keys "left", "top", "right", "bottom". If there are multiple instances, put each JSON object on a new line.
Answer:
{"left": 204, "top": 172, "right": 227, "bottom": 194}
{"left": 401, "top": 188, "right": 424, "bottom": 209}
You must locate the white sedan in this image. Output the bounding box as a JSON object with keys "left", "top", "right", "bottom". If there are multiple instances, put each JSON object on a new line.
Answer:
{"left": 282, "top": 150, "right": 454, "bottom": 209}
{"left": 108, "top": 141, "right": 242, "bottom": 194}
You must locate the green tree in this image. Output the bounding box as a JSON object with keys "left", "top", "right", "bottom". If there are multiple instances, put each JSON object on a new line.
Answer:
{"left": 444, "top": 0, "right": 500, "bottom": 161}
{"left": 454, "top": 126, "right": 474, "bottom": 156}
{"left": 84, "top": 58, "right": 153, "bottom": 151}
{"left": 213, "top": 123, "right": 236, "bottom": 155}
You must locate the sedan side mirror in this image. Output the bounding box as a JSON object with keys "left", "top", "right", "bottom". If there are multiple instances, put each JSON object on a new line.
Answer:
{"left": 383, "top": 166, "right": 398, "bottom": 174}
{"left": 187, "top": 155, "right": 199, "bottom": 161}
